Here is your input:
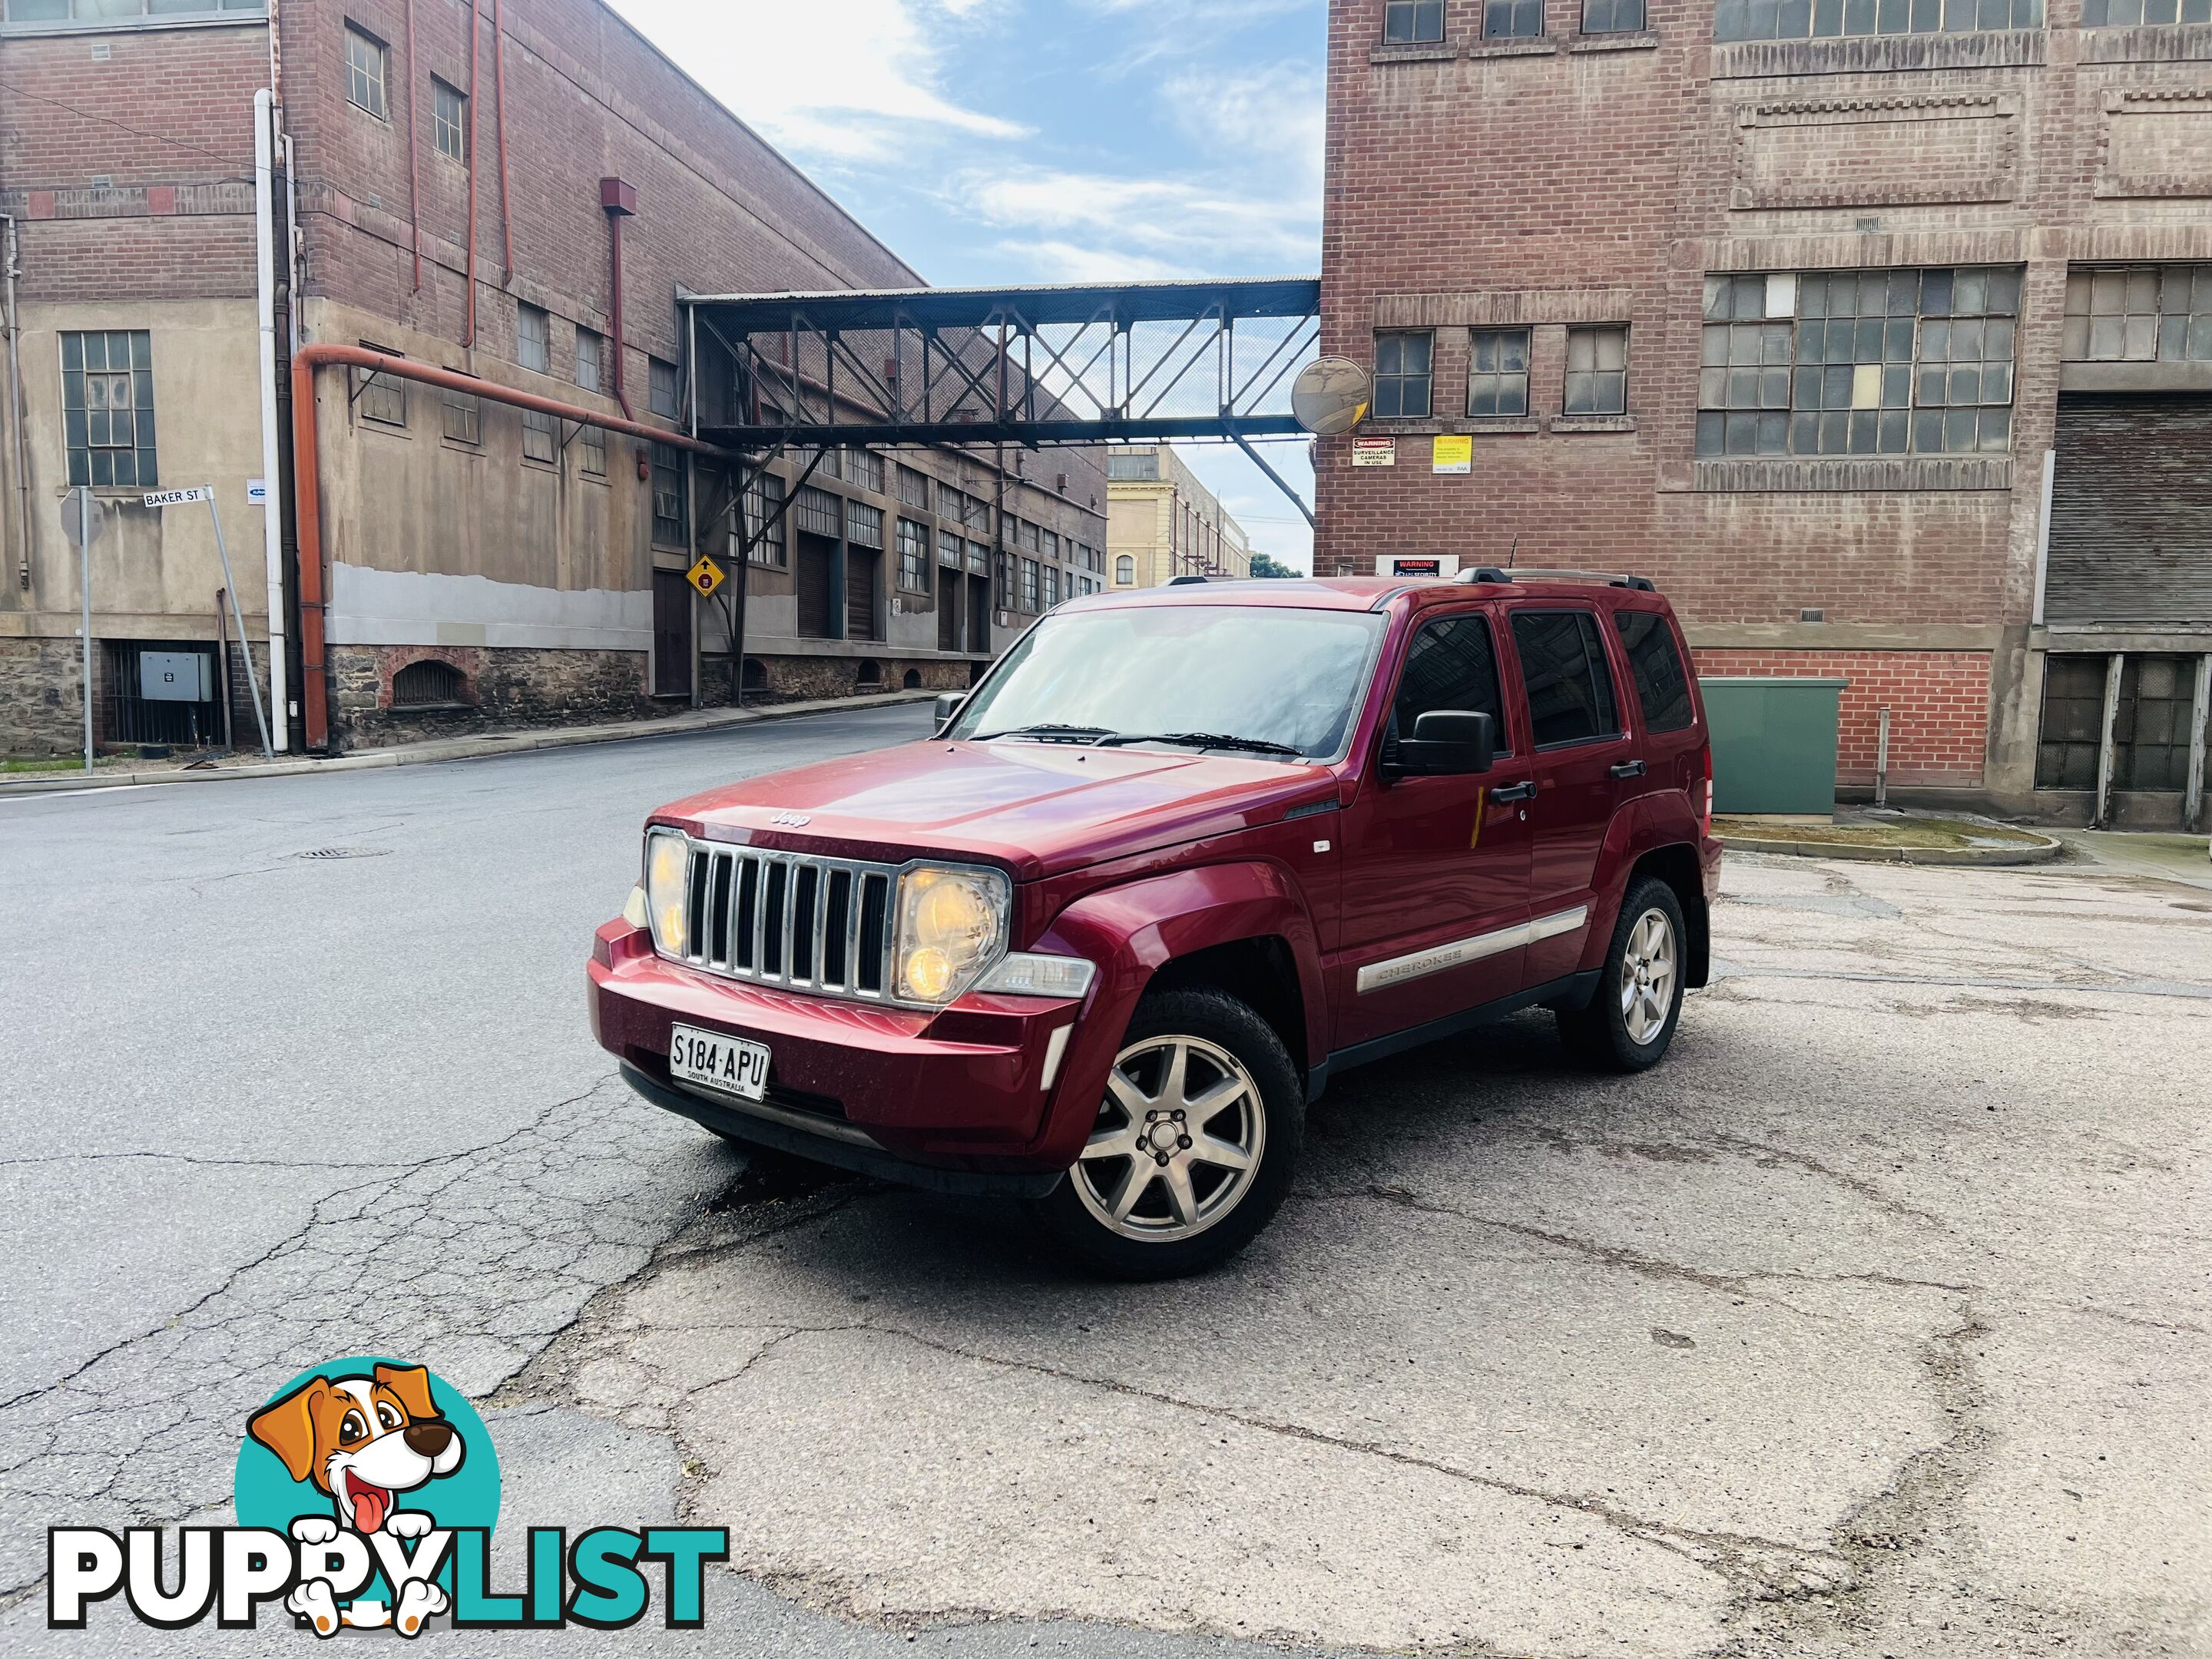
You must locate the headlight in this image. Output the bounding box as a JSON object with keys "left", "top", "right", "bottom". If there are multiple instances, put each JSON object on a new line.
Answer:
{"left": 645, "top": 830, "right": 691, "bottom": 958}
{"left": 893, "top": 866, "right": 1010, "bottom": 1004}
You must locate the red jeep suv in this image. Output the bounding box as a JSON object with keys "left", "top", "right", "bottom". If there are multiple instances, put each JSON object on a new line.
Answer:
{"left": 590, "top": 571, "right": 1720, "bottom": 1277}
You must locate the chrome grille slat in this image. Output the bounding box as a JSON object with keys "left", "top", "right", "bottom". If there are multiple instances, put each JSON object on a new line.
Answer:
{"left": 677, "top": 839, "right": 904, "bottom": 1003}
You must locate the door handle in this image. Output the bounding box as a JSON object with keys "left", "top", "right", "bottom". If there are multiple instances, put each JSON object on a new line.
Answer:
{"left": 1488, "top": 781, "right": 1538, "bottom": 805}
{"left": 1610, "top": 760, "right": 1648, "bottom": 780}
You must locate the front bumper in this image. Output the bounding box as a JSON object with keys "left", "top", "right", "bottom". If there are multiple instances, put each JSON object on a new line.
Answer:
{"left": 588, "top": 920, "right": 1085, "bottom": 1187}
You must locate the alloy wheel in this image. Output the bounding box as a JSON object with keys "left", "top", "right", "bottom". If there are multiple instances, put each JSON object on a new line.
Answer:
{"left": 1621, "top": 907, "right": 1678, "bottom": 1047}
{"left": 1072, "top": 1035, "right": 1267, "bottom": 1243}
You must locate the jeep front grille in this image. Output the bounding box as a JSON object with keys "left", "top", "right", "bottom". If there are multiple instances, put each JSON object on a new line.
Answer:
{"left": 680, "top": 844, "right": 898, "bottom": 999}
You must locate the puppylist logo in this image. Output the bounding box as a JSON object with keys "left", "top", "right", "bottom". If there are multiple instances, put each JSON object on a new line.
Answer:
{"left": 48, "top": 1356, "right": 727, "bottom": 1637}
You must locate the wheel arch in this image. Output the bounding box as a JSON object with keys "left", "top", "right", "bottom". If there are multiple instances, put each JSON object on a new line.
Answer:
{"left": 1626, "top": 844, "right": 1710, "bottom": 989}
{"left": 1025, "top": 862, "right": 1326, "bottom": 1171}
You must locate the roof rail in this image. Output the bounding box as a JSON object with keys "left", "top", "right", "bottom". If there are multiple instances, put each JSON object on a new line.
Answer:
{"left": 1457, "top": 568, "right": 1657, "bottom": 592}
{"left": 1167, "top": 574, "right": 1212, "bottom": 586}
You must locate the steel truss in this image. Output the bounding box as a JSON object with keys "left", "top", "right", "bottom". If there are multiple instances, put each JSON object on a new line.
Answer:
{"left": 684, "top": 276, "right": 1321, "bottom": 450}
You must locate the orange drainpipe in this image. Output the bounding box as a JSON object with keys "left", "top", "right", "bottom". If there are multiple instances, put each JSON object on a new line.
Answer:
{"left": 402, "top": 0, "right": 422, "bottom": 292}
{"left": 492, "top": 0, "right": 514, "bottom": 281}
{"left": 463, "top": 0, "right": 480, "bottom": 344}
{"left": 289, "top": 343, "right": 725, "bottom": 753}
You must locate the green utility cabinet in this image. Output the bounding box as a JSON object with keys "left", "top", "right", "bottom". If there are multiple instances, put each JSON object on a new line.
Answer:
{"left": 1699, "top": 677, "right": 1847, "bottom": 816}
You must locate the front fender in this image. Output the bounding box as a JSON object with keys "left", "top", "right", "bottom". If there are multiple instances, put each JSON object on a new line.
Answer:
{"left": 1021, "top": 862, "right": 1326, "bottom": 1170}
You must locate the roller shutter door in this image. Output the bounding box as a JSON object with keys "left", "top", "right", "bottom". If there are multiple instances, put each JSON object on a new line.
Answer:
{"left": 2046, "top": 395, "right": 2212, "bottom": 624}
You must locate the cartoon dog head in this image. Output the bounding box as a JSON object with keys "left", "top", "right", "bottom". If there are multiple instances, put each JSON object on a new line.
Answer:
{"left": 247, "top": 1363, "right": 465, "bottom": 1535}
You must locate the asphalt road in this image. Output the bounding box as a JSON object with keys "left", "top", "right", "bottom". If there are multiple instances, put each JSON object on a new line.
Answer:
{"left": 2, "top": 707, "right": 2207, "bottom": 1657}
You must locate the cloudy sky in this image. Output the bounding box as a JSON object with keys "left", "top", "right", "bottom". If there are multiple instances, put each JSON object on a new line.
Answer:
{"left": 605, "top": 0, "right": 1327, "bottom": 571}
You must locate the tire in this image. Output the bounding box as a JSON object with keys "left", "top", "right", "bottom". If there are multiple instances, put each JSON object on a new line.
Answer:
{"left": 1031, "top": 987, "right": 1304, "bottom": 1280}
{"left": 1557, "top": 877, "right": 1687, "bottom": 1074}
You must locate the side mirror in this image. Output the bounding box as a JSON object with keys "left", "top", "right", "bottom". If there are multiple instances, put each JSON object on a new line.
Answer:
{"left": 1399, "top": 710, "right": 1496, "bottom": 777}
{"left": 932, "top": 693, "right": 967, "bottom": 733}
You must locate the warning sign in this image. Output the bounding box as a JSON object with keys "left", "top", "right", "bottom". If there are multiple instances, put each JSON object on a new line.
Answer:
{"left": 1350, "top": 439, "right": 1396, "bottom": 468}
{"left": 1432, "top": 435, "right": 1473, "bottom": 475}
{"left": 687, "top": 558, "right": 727, "bottom": 598}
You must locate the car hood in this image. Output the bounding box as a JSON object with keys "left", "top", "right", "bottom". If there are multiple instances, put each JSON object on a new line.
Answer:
{"left": 653, "top": 740, "right": 1340, "bottom": 880}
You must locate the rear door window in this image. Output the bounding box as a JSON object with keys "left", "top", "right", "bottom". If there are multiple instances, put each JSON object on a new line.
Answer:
{"left": 1392, "top": 613, "right": 1507, "bottom": 748}
{"left": 1613, "top": 611, "right": 1696, "bottom": 734}
{"left": 1508, "top": 610, "right": 1621, "bottom": 748}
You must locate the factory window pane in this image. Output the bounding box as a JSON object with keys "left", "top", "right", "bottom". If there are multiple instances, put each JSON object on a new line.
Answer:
{"left": 575, "top": 328, "right": 604, "bottom": 392}
{"left": 522, "top": 409, "right": 558, "bottom": 466}
{"left": 650, "top": 357, "right": 682, "bottom": 420}
{"left": 1373, "top": 332, "right": 1434, "bottom": 420}
{"left": 442, "top": 389, "right": 481, "bottom": 445}
{"left": 1715, "top": 0, "right": 2038, "bottom": 37}
{"left": 60, "top": 329, "right": 157, "bottom": 488}
{"left": 517, "top": 303, "right": 550, "bottom": 374}
{"left": 1383, "top": 0, "right": 1447, "bottom": 39}
{"left": 1583, "top": 0, "right": 1647, "bottom": 28}
{"left": 345, "top": 25, "right": 388, "bottom": 121}
{"left": 652, "top": 442, "right": 687, "bottom": 545}
{"left": 2064, "top": 265, "right": 2212, "bottom": 363}
{"left": 1564, "top": 326, "right": 1629, "bottom": 415}
{"left": 1467, "top": 329, "right": 1531, "bottom": 417}
{"left": 432, "top": 78, "right": 467, "bottom": 164}
{"left": 1486, "top": 0, "right": 1545, "bottom": 34}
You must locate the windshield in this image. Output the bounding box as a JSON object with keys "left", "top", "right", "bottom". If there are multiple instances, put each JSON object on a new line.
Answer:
{"left": 951, "top": 604, "right": 1387, "bottom": 760}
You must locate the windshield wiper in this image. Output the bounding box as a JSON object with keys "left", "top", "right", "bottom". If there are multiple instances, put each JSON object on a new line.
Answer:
{"left": 973, "top": 723, "right": 1118, "bottom": 744}
{"left": 1094, "top": 731, "right": 1308, "bottom": 760}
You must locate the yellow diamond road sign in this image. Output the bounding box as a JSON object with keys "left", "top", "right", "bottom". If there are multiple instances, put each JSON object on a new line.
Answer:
{"left": 687, "top": 558, "right": 726, "bottom": 598}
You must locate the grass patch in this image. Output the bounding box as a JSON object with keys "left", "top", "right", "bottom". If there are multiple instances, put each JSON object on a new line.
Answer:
{"left": 1, "top": 757, "right": 106, "bottom": 774}
{"left": 1716, "top": 815, "right": 2050, "bottom": 850}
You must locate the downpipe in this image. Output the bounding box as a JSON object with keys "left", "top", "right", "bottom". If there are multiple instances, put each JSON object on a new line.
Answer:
{"left": 2, "top": 212, "right": 29, "bottom": 594}
{"left": 254, "top": 90, "right": 290, "bottom": 750}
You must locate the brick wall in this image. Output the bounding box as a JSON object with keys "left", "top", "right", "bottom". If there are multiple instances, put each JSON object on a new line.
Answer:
{"left": 0, "top": 25, "right": 269, "bottom": 301}
{"left": 1695, "top": 648, "right": 1994, "bottom": 785}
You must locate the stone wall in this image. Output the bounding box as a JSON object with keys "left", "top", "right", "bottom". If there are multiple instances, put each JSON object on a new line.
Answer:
{"left": 698, "top": 654, "right": 973, "bottom": 709}
{"left": 0, "top": 638, "right": 93, "bottom": 757}
{"left": 329, "top": 644, "right": 652, "bottom": 750}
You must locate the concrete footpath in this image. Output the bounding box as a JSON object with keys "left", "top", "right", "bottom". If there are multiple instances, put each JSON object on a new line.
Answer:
{"left": 0, "top": 690, "right": 939, "bottom": 796}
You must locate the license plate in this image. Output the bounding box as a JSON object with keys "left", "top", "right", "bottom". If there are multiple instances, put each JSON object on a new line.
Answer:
{"left": 668, "top": 1025, "right": 771, "bottom": 1102}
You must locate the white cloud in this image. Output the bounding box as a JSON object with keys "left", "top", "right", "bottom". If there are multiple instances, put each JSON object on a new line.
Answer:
{"left": 953, "top": 164, "right": 1319, "bottom": 274}
{"left": 607, "top": 0, "right": 1026, "bottom": 164}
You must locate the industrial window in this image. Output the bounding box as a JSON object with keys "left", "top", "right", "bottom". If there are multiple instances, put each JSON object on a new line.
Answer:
{"left": 1583, "top": 0, "right": 1647, "bottom": 28}
{"left": 522, "top": 408, "right": 558, "bottom": 465}
{"left": 1043, "top": 566, "right": 1060, "bottom": 608}
{"left": 1018, "top": 518, "right": 1041, "bottom": 554}
{"left": 2114, "top": 657, "right": 2200, "bottom": 790}
{"left": 1565, "top": 325, "right": 1630, "bottom": 415}
{"left": 391, "top": 658, "right": 468, "bottom": 708}
{"left": 1041, "top": 529, "right": 1060, "bottom": 563}
{"left": 1021, "top": 558, "right": 1041, "bottom": 613}
{"left": 2063, "top": 267, "right": 2212, "bottom": 363}
{"left": 651, "top": 442, "right": 687, "bottom": 545}
{"left": 793, "top": 487, "right": 841, "bottom": 539}
{"left": 354, "top": 343, "right": 406, "bottom": 429}
{"left": 517, "top": 303, "right": 550, "bottom": 374}
{"left": 344, "top": 25, "right": 388, "bottom": 121}
{"left": 1108, "top": 452, "right": 1161, "bottom": 480}
{"left": 1384, "top": 0, "right": 1447, "bottom": 38}
{"left": 1467, "top": 329, "right": 1531, "bottom": 417}
{"left": 846, "top": 448, "right": 885, "bottom": 495}
{"left": 1117, "top": 554, "right": 1135, "bottom": 584}
{"left": 1373, "top": 333, "right": 1434, "bottom": 419}
{"left": 649, "top": 357, "right": 681, "bottom": 420}
{"left": 578, "top": 423, "right": 606, "bottom": 478}
{"left": 2035, "top": 657, "right": 2108, "bottom": 790}
{"left": 995, "top": 551, "right": 1015, "bottom": 608}
{"left": 1510, "top": 611, "right": 1621, "bottom": 747}
{"left": 60, "top": 329, "right": 157, "bottom": 488}
{"left": 939, "top": 528, "right": 964, "bottom": 568}
{"left": 896, "top": 464, "right": 932, "bottom": 512}
{"left": 1697, "top": 267, "right": 2019, "bottom": 458}
{"left": 442, "top": 389, "right": 481, "bottom": 445}
{"left": 846, "top": 500, "right": 885, "bottom": 551}
{"left": 432, "top": 78, "right": 467, "bottom": 164}
{"left": 575, "top": 328, "right": 604, "bottom": 392}
{"left": 1614, "top": 611, "right": 1695, "bottom": 733}
{"left": 2082, "top": 0, "right": 2209, "bottom": 19}
{"left": 744, "top": 472, "right": 786, "bottom": 565}
{"left": 2048, "top": 657, "right": 2204, "bottom": 790}
{"left": 1716, "top": 0, "right": 2039, "bottom": 39}
{"left": 4, "top": 1, "right": 266, "bottom": 20}
{"left": 1486, "top": 0, "right": 1545, "bottom": 35}
{"left": 897, "top": 518, "right": 932, "bottom": 594}
{"left": 966, "top": 539, "right": 991, "bottom": 577}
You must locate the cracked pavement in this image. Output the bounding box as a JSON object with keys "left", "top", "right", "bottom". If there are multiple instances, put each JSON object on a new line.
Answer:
{"left": 4, "top": 708, "right": 2209, "bottom": 1656}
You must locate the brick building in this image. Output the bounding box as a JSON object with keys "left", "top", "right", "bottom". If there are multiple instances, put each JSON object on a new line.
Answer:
{"left": 0, "top": 0, "right": 1105, "bottom": 757}
{"left": 1317, "top": 0, "right": 2212, "bottom": 827}
{"left": 1107, "top": 444, "right": 1253, "bottom": 589}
